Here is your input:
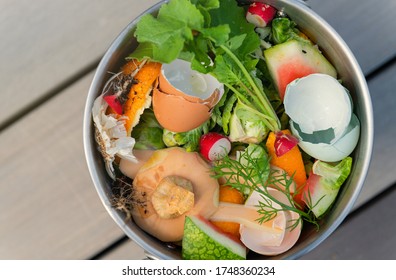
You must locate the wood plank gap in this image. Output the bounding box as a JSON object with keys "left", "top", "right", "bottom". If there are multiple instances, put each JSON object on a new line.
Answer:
{"left": 0, "top": 58, "right": 100, "bottom": 134}
{"left": 89, "top": 235, "right": 129, "bottom": 260}
{"left": 365, "top": 53, "right": 396, "bottom": 82}
{"left": 349, "top": 181, "right": 396, "bottom": 218}
{"left": 300, "top": 182, "right": 396, "bottom": 259}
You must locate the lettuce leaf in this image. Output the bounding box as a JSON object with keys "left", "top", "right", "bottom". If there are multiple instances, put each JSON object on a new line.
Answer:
{"left": 130, "top": 0, "right": 281, "bottom": 135}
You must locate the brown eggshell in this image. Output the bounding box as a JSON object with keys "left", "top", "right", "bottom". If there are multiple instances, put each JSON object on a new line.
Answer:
{"left": 153, "top": 59, "right": 224, "bottom": 132}
{"left": 158, "top": 70, "right": 221, "bottom": 107}
{"left": 152, "top": 88, "right": 212, "bottom": 133}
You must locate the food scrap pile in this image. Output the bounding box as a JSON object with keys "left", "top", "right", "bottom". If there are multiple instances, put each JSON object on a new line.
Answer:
{"left": 92, "top": 0, "right": 360, "bottom": 259}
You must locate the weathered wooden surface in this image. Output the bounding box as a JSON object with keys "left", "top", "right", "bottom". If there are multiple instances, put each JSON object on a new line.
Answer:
{"left": 308, "top": 0, "right": 396, "bottom": 75}
{"left": 0, "top": 72, "right": 125, "bottom": 259}
{"left": 0, "top": 0, "right": 159, "bottom": 128}
{"left": 301, "top": 185, "right": 396, "bottom": 260}
{"left": 1, "top": 0, "right": 395, "bottom": 260}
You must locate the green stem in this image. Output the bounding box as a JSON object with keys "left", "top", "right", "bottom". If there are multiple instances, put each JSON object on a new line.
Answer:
{"left": 225, "top": 83, "right": 251, "bottom": 105}
{"left": 237, "top": 80, "right": 267, "bottom": 112}
{"left": 225, "top": 83, "right": 277, "bottom": 131}
{"left": 219, "top": 45, "right": 280, "bottom": 131}
{"left": 225, "top": 83, "right": 275, "bottom": 130}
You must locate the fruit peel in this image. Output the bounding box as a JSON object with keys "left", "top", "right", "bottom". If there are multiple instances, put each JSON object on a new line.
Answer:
{"left": 182, "top": 215, "right": 246, "bottom": 260}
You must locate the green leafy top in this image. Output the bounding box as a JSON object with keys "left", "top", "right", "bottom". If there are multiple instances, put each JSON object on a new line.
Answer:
{"left": 130, "top": 0, "right": 281, "bottom": 132}
{"left": 271, "top": 17, "right": 311, "bottom": 45}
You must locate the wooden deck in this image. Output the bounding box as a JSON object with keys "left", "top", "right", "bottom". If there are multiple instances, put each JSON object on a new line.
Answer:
{"left": 1, "top": 0, "right": 395, "bottom": 260}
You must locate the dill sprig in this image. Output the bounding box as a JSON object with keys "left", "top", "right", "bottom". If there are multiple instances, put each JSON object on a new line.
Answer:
{"left": 211, "top": 145, "right": 319, "bottom": 230}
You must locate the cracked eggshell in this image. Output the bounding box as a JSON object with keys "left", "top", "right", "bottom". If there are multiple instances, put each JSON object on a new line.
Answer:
{"left": 284, "top": 74, "right": 360, "bottom": 162}
{"left": 290, "top": 114, "right": 360, "bottom": 162}
{"left": 153, "top": 59, "right": 224, "bottom": 133}
{"left": 240, "top": 190, "right": 286, "bottom": 248}
{"left": 284, "top": 73, "right": 352, "bottom": 142}
{"left": 240, "top": 188, "right": 302, "bottom": 256}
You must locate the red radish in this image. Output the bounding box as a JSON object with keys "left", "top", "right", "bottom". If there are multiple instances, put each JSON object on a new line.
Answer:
{"left": 200, "top": 132, "right": 231, "bottom": 161}
{"left": 103, "top": 95, "right": 123, "bottom": 115}
{"left": 274, "top": 131, "right": 299, "bottom": 157}
{"left": 246, "top": 2, "right": 277, "bottom": 28}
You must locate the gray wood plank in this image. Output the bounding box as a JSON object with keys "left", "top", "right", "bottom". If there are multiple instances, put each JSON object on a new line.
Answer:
{"left": 0, "top": 72, "right": 125, "bottom": 259}
{"left": 300, "top": 185, "right": 396, "bottom": 259}
{"left": 354, "top": 62, "right": 396, "bottom": 207}
{"left": 0, "top": 0, "right": 160, "bottom": 127}
{"left": 308, "top": 0, "right": 396, "bottom": 75}
{"left": 100, "top": 240, "right": 145, "bottom": 260}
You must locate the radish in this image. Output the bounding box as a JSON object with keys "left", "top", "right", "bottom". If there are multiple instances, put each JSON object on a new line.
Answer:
{"left": 274, "top": 131, "right": 299, "bottom": 157}
{"left": 246, "top": 2, "right": 277, "bottom": 28}
{"left": 103, "top": 95, "right": 123, "bottom": 115}
{"left": 199, "top": 132, "right": 231, "bottom": 161}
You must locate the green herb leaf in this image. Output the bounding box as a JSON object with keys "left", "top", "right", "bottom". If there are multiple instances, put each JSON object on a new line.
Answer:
{"left": 225, "top": 34, "right": 247, "bottom": 51}
{"left": 132, "top": 0, "right": 205, "bottom": 63}
{"left": 133, "top": 15, "right": 187, "bottom": 63}
{"left": 210, "top": 0, "right": 260, "bottom": 60}
{"left": 191, "top": 0, "right": 220, "bottom": 10}
{"left": 210, "top": 0, "right": 253, "bottom": 38}
{"left": 200, "top": 25, "right": 230, "bottom": 45}
{"left": 129, "top": 42, "right": 154, "bottom": 61}
{"left": 212, "top": 145, "right": 319, "bottom": 229}
{"left": 158, "top": 0, "right": 205, "bottom": 31}
{"left": 134, "top": 15, "right": 190, "bottom": 45}
{"left": 212, "top": 55, "right": 241, "bottom": 85}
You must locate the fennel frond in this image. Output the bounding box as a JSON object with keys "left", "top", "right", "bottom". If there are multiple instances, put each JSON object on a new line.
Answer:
{"left": 211, "top": 145, "right": 319, "bottom": 230}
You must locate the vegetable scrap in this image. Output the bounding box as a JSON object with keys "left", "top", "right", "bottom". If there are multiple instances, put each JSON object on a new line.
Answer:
{"left": 92, "top": 0, "right": 360, "bottom": 259}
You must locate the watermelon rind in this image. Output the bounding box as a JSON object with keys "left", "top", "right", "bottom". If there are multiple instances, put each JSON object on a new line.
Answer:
{"left": 182, "top": 215, "right": 246, "bottom": 260}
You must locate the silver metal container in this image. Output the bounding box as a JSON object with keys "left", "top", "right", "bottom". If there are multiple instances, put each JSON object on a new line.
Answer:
{"left": 83, "top": 0, "right": 373, "bottom": 259}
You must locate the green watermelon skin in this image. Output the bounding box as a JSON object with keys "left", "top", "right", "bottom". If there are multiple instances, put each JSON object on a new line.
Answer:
{"left": 264, "top": 40, "right": 337, "bottom": 100}
{"left": 182, "top": 215, "right": 246, "bottom": 260}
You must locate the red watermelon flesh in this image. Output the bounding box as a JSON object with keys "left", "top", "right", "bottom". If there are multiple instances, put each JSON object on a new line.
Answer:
{"left": 264, "top": 40, "right": 337, "bottom": 100}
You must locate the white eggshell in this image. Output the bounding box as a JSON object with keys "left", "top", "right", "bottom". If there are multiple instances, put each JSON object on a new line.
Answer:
{"left": 240, "top": 188, "right": 302, "bottom": 255}
{"left": 160, "top": 59, "right": 224, "bottom": 101}
{"left": 240, "top": 190, "right": 286, "bottom": 247}
{"left": 291, "top": 114, "right": 360, "bottom": 162}
{"left": 257, "top": 208, "right": 301, "bottom": 256}
{"left": 284, "top": 74, "right": 352, "bottom": 140}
